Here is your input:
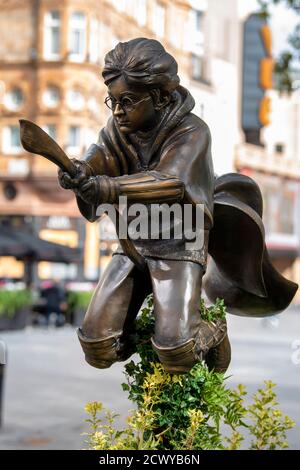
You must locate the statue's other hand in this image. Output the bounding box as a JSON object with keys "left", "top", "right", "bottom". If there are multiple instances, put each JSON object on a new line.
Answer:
{"left": 77, "top": 177, "right": 100, "bottom": 205}
{"left": 58, "top": 169, "right": 77, "bottom": 190}
{"left": 57, "top": 159, "right": 91, "bottom": 191}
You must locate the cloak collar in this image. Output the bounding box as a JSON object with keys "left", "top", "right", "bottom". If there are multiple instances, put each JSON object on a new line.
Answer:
{"left": 107, "top": 85, "right": 195, "bottom": 172}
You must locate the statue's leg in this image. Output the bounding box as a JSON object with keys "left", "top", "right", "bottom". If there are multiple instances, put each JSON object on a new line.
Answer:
{"left": 78, "top": 254, "right": 151, "bottom": 369}
{"left": 147, "top": 258, "right": 230, "bottom": 374}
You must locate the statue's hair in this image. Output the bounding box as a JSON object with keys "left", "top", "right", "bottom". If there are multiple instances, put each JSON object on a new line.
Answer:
{"left": 102, "top": 38, "right": 180, "bottom": 92}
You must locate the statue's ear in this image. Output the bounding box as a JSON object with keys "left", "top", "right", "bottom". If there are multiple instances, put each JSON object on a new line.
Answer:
{"left": 152, "top": 90, "right": 171, "bottom": 110}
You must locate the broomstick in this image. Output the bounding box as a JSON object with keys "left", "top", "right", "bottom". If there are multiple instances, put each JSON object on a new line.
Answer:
{"left": 19, "top": 119, "right": 146, "bottom": 271}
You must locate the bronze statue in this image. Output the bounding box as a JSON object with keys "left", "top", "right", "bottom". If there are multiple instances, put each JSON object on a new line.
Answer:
{"left": 20, "top": 38, "right": 298, "bottom": 375}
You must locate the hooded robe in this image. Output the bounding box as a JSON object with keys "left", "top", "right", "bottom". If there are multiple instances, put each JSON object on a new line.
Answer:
{"left": 76, "top": 86, "right": 298, "bottom": 317}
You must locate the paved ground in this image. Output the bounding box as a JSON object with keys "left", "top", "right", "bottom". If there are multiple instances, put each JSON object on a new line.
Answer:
{"left": 0, "top": 307, "right": 299, "bottom": 450}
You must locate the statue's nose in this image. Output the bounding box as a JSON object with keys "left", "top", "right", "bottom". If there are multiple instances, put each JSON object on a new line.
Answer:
{"left": 113, "top": 103, "right": 124, "bottom": 116}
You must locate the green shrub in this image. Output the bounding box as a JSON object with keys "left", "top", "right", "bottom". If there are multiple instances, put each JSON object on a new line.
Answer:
{"left": 247, "top": 380, "right": 295, "bottom": 450}
{"left": 0, "top": 289, "right": 32, "bottom": 318}
{"left": 67, "top": 291, "right": 93, "bottom": 311}
{"left": 83, "top": 296, "right": 295, "bottom": 450}
{"left": 199, "top": 297, "right": 226, "bottom": 322}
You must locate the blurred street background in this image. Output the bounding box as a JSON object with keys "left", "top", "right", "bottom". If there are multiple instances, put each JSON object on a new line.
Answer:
{"left": 0, "top": 0, "right": 300, "bottom": 450}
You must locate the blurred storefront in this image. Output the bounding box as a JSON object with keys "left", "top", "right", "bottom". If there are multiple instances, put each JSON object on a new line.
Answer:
{"left": 0, "top": 214, "right": 83, "bottom": 283}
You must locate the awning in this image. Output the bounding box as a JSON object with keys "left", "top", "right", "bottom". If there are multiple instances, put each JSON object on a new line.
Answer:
{"left": 0, "top": 232, "right": 28, "bottom": 258}
{"left": 0, "top": 226, "right": 81, "bottom": 263}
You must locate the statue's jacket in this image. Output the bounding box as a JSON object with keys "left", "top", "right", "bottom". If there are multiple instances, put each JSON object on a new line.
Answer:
{"left": 77, "top": 86, "right": 298, "bottom": 317}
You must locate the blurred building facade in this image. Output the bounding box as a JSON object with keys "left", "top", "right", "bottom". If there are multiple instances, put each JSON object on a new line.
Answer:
{"left": 184, "top": 0, "right": 300, "bottom": 298}
{"left": 0, "top": 0, "right": 299, "bottom": 297}
{"left": 0, "top": 0, "right": 192, "bottom": 281}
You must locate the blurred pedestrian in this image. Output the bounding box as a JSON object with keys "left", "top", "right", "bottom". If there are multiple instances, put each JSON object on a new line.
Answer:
{"left": 40, "top": 279, "right": 67, "bottom": 327}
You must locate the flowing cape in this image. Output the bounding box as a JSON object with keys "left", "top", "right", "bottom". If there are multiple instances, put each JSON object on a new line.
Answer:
{"left": 204, "top": 173, "right": 298, "bottom": 316}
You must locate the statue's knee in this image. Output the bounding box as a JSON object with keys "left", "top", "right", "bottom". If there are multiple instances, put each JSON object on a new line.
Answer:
{"left": 151, "top": 337, "right": 200, "bottom": 374}
{"left": 77, "top": 328, "right": 121, "bottom": 369}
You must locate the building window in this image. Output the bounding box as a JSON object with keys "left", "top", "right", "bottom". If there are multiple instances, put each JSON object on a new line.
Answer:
{"left": 88, "top": 96, "right": 98, "bottom": 115}
{"left": 43, "top": 86, "right": 60, "bottom": 108}
{"left": 136, "top": 0, "right": 147, "bottom": 27}
{"left": 3, "top": 89, "right": 23, "bottom": 112}
{"left": 194, "top": 10, "right": 203, "bottom": 33}
{"left": 193, "top": 9, "right": 204, "bottom": 51}
{"left": 258, "top": 175, "right": 296, "bottom": 236}
{"left": 66, "top": 89, "right": 85, "bottom": 111}
{"left": 68, "top": 126, "right": 81, "bottom": 150}
{"left": 69, "top": 12, "right": 86, "bottom": 62}
{"left": 188, "top": 9, "right": 204, "bottom": 55}
{"left": 200, "top": 103, "right": 205, "bottom": 119}
{"left": 191, "top": 54, "right": 203, "bottom": 81}
{"left": 42, "top": 125, "right": 56, "bottom": 140}
{"left": 98, "top": 21, "right": 106, "bottom": 57}
{"left": 152, "top": 2, "right": 165, "bottom": 38}
{"left": 89, "top": 18, "right": 99, "bottom": 63}
{"left": 2, "top": 126, "right": 22, "bottom": 154}
{"left": 275, "top": 143, "right": 285, "bottom": 154}
{"left": 4, "top": 87, "right": 24, "bottom": 111}
{"left": 169, "top": 5, "right": 181, "bottom": 48}
{"left": 44, "top": 11, "right": 61, "bottom": 60}
{"left": 83, "top": 127, "right": 97, "bottom": 149}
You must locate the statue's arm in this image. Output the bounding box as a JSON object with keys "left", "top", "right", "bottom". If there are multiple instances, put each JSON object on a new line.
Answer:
{"left": 90, "top": 170, "right": 185, "bottom": 204}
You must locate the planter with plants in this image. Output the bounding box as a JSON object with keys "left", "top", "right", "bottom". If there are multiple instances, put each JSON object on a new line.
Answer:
{"left": 83, "top": 297, "right": 295, "bottom": 450}
{"left": 0, "top": 289, "right": 32, "bottom": 331}
{"left": 66, "top": 290, "right": 93, "bottom": 326}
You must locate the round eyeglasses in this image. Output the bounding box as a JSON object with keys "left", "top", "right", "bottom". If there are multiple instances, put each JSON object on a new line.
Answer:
{"left": 104, "top": 95, "right": 152, "bottom": 112}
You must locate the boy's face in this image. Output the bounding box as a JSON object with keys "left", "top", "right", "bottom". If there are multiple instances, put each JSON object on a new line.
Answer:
{"left": 107, "top": 76, "right": 157, "bottom": 134}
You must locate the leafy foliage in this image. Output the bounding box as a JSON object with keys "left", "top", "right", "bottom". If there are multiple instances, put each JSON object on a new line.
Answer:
{"left": 248, "top": 380, "right": 296, "bottom": 450}
{"left": 199, "top": 297, "right": 226, "bottom": 322}
{"left": 258, "top": 0, "right": 300, "bottom": 21}
{"left": 67, "top": 290, "right": 93, "bottom": 311}
{"left": 274, "top": 52, "right": 294, "bottom": 92}
{"left": 0, "top": 289, "right": 32, "bottom": 318}
{"left": 83, "top": 296, "right": 295, "bottom": 450}
{"left": 258, "top": 0, "right": 300, "bottom": 93}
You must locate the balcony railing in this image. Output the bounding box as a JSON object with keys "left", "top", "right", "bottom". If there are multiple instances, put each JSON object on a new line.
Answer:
{"left": 235, "top": 143, "right": 300, "bottom": 179}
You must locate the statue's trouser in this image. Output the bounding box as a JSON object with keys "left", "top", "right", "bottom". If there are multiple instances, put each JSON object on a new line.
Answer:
{"left": 77, "top": 254, "right": 231, "bottom": 374}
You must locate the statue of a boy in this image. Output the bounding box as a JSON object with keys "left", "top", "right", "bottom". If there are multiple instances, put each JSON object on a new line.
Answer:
{"left": 58, "top": 38, "right": 297, "bottom": 374}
